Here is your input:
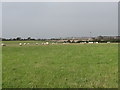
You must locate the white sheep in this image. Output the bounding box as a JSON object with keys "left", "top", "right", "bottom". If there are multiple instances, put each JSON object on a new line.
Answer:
{"left": 1, "top": 43, "right": 6, "bottom": 46}
{"left": 88, "top": 42, "right": 93, "bottom": 44}
{"left": 43, "top": 42, "right": 49, "bottom": 45}
{"left": 19, "top": 43, "right": 22, "bottom": 46}
{"left": 46, "top": 42, "right": 49, "bottom": 45}
{"left": 52, "top": 43, "right": 55, "bottom": 45}
{"left": 23, "top": 43, "right": 26, "bottom": 45}
{"left": 63, "top": 43, "right": 66, "bottom": 44}
{"left": 36, "top": 43, "right": 38, "bottom": 45}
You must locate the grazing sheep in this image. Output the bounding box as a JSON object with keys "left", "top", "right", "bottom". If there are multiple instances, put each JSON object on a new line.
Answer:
{"left": 46, "top": 42, "right": 49, "bottom": 45}
{"left": 42, "top": 42, "right": 49, "bottom": 45}
{"left": 107, "top": 42, "right": 110, "bottom": 43}
{"left": 27, "top": 43, "right": 30, "bottom": 45}
{"left": 23, "top": 43, "right": 26, "bottom": 45}
{"left": 88, "top": 42, "right": 93, "bottom": 44}
{"left": 63, "top": 43, "right": 66, "bottom": 44}
{"left": 52, "top": 43, "right": 55, "bottom": 45}
{"left": 19, "top": 43, "right": 22, "bottom": 46}
{"left": 63, "top": 43, "right": 69, "bottom": 45}
{"left": 1, "top": 43, "right": 6, "bottom": 46}
{"left": 43, "top": 42, "right": 49, "bottom": 45}
{"left": 52, "top": 42, "right": 57, "bottom": 45}
{"left": 36, "top": 43, "right": 38, "bottom": 45}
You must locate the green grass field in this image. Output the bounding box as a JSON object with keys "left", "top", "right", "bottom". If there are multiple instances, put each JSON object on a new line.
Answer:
{"left": 2, "top": 41, "right": 118, "bottom": 88}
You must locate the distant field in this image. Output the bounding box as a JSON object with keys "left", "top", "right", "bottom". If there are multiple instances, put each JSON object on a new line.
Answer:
{"left": 2, "top": 41, "right": 118, "bottom": 88}
{"left": 2, "top": 41, "right": 49, "bottom": 46}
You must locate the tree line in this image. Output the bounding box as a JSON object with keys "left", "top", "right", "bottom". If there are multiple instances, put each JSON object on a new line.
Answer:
{"left": 1, "top": 36, "right": 120, "bottom": 43}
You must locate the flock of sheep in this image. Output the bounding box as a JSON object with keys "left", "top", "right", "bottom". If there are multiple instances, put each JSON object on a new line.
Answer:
{"left": 0, "top": 42, "right": 51, "bottom": 46}
{"left": 19, "top": 42, "right": 50, "bottom": 46}
{"left": 0, "top": 41, "right": 111, "bottom": 46}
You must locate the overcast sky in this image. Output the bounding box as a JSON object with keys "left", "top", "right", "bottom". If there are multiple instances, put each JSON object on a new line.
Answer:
{"left": 2, "top": 2, "right": 118, "bottom": 39}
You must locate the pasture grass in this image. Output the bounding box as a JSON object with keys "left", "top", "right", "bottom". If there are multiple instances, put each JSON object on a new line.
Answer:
{"left": 2, "top": 42, "right": 118, "bottom": 88}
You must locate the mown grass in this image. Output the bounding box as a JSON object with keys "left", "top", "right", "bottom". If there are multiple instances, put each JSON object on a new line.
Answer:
{"left": 2, "top": 42, "right": 118, "bottom": 88}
